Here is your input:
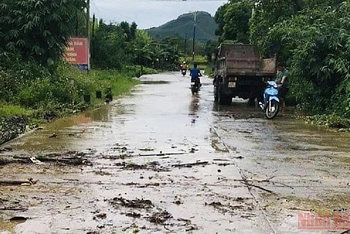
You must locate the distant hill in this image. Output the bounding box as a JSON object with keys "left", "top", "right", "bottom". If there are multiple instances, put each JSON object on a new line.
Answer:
{"left": 145, "top": 11, "right": 218, "bottom": 43}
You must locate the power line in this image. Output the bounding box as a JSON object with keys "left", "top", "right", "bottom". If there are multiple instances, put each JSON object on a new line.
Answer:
{"left": 90, "top": 0, "right": 101, "bottom": 15}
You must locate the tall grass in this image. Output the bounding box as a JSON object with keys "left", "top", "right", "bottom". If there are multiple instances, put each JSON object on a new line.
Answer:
{"left": 0, "top": 64, "right": 143, "bottom": 119}
{"left": 0, "top": 102, "right": 32, "bottom": 117}
{"left": 86, "top": 70, "right": 140, "bottom": 102}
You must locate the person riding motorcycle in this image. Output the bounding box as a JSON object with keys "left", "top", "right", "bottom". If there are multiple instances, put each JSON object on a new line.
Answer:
{"left": 189, "top": 63, "right": 202, "bottom": 87}
{"left": 180, "top": 61, "right": 188, "bottom": 71}
{"left": 180, "top": 61, "right": 188, "bottom": 76}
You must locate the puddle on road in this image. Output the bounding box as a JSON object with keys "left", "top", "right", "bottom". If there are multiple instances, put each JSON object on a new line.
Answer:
{"left": 0, "top": 103, "right": 133, "bottom": 154}
{"left": 140, "top": 80, "right": 170, "bottom": 85}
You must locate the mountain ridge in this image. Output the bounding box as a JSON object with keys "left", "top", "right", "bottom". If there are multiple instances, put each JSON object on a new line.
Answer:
{"left": 145, "top": 11, "right": 218, "bottom": 42}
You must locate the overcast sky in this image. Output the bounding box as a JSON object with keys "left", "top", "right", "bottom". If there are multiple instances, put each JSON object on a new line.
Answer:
{"left": 90, "top": 0, "right": 228, "bottom": 29}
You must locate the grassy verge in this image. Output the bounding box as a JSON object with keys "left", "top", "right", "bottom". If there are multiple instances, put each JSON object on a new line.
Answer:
{"left": 0, "top": 68, "right": 148, "bottom": 123}
{"left": 303, "top": 113, "right": 350, "bottom": 131}
{"left": 84, "top": 69, "right": 141, "bottom": 105}
{"left": 0, "top": 103, "right": 33, "bottom": 117}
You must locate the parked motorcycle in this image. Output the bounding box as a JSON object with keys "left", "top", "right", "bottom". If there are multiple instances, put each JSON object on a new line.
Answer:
{"left": 181, "top": 69, "right": 187, "bottom": 76}
{"left": 259, "top": 81, "right": 280, "bottom": 119}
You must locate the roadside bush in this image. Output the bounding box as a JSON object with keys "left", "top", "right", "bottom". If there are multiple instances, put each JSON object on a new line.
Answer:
{"left": 16, "top": 78, "right": 53, "bottom": 108}
{"left": 0, "top": 58, "right": 142, "bottom": 122}
{"left": 305, "top": 113, "right": 350, "bottom": 128}
{"left": 0, "top": 52, "right": 51, "bottom": 81}
{"left": 0, "top": 54, "right": 53, "bottom": 103}
{"left": 55, "top": 63, "right": 91, "bottom": 104}
{"left": 5, "top": 61, "right": 86, "bottom": 112}
{"left": 0, "top": 70, "right": 19, "bottom": 102}
{"left": 259, "top": 3, "right": 350, "bottom": 118}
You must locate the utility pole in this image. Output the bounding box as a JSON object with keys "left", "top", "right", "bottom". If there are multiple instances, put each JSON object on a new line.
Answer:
{"left": 75, "top": 11, "right": 79, "bottom": 36}
{"left": 87, "top": 0, "right": 90, "bottom": 71}
{"left": 192, "top": 11, "right": 197, "bottom": 62}
{"left": 184, "top": 33, "right": 187, "bottom": 57}
{"left": 92, "top": 14, "right": 95, "bottom": 61}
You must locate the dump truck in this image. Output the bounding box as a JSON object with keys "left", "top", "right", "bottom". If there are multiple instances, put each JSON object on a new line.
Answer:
{"left": 213, "top": 43, "right": 276, "bottom": 105}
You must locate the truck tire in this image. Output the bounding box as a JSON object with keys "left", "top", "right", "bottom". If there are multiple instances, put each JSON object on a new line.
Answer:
{"left": 220, "top": 94, "right": 232, "bottom": 105}
{"left": 248, "top": 91, "right": 259, "bottom": 106}
{"left": 248, "top": 98, "right": 255, "bottom": 106}
{"left": 214, "top": 85, "right": 219, "bottom": 102}
{"left": 218, "top": 86, "right": 232, "bottom": 105}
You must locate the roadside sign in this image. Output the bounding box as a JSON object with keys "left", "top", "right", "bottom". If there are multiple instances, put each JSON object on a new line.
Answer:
{"left": 64, "top": 37, "right": 90, "bottom": 71}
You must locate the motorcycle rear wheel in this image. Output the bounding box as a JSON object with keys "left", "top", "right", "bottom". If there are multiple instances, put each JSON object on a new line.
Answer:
{"left": 265, "top": 100, "right": 279, "bottom": 119}
{"left": 191, "top": 85, "right": 198, "bottom": 95}
{"left": 192, "top": 81, "right": 201, "bottom": 94}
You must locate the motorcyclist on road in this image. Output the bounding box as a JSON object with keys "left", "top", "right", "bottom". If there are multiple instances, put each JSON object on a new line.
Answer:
{"left": 180, "top": 61, "right": 188, "bottom": 71}
{"left": 189, "top": 63, "right": 202, "bottom": 87}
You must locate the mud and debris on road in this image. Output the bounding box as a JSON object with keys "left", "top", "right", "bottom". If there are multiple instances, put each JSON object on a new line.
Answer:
{"left": 0, "top": 72, "right": 349, "bottom": 234}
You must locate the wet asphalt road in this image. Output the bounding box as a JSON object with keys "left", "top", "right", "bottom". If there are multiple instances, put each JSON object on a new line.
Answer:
{"left": 0, "top": 72, "right": 350, "bottom": 234}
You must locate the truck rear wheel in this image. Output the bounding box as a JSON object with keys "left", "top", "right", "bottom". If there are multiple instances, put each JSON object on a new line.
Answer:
{"left": 248, "top": 98, "right": 255, "bottom": 106}
{"left": 248, "top": 91, "right": 260, "bottom": 106}
{"left": 218, "top": 87, "right": 232, "bottom": 105}
{"left": 220, "top": 94, "right": 232, "bottom": 105}
{"left": 214, "top": 85, "right": 219, "bottom": 102}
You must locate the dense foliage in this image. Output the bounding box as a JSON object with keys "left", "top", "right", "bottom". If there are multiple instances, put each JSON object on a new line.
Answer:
{"left": 0, "top": 0, "right": 88, "bottom": 114}
{"left": 215, "top": 0, "right": 350, "bottom": 118}
{"left": 0, "top": 1, "right": 149, "bottom": 121}
{"left": 0, "top": 0, "right": 86, "bottom": 66}
{"left": 92, "top": 20, "right": 182, "bottom": 71}
{"left": 215, "top": 0, "right": 253, "bottom": 43}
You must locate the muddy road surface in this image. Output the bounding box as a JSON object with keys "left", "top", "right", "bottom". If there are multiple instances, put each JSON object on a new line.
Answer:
{"left": 0, "top": 72, "right": 349, "bottom": 234}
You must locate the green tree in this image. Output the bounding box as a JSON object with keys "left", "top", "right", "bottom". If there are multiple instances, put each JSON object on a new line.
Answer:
{"left": 159, "top": 37, "right": 181, "bottom": 69}
{"left": 260, "top": 2, "right": 350, "bottom": 116}
{"left": 249, "top": 0, "right": 302, "bottom": 57}
{"left": 215, "top": 1, "right": 254, "bottom": 43}
{"left": 204, "top": 40, "right": 218, "bottom": 63}
{"left": 214, "top": 4, "right": 227, "bottom": 40}
{"left": 130, "top": 22, "right": 138, "bottom": 41}
{"left": 92, "top": 20, "right": 129, "bottom": 69}
{"left": 249, "top": 0, "right": 344, "bottom": 56}
{"left": 133, "top": 30, "right": 154, "bottom": 67}
{"left": 120, "top": 21, "right": 138, "bottom": 41}
{"left": 0, "top": 0, "right": 86, "bottom": 66}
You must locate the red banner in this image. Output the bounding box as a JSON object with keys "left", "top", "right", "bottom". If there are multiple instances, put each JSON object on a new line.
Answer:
{"left": 64, "top": 37, "right": 89, "bottom": 70}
